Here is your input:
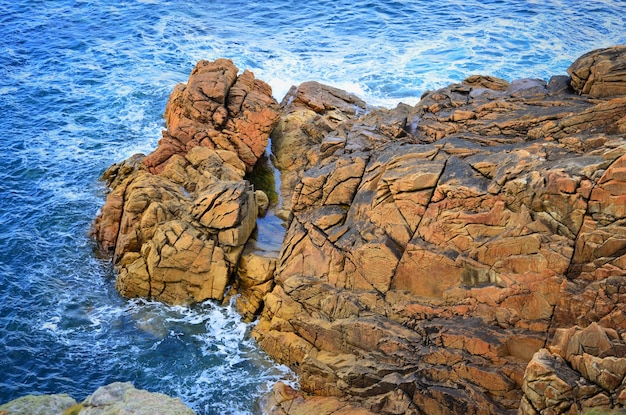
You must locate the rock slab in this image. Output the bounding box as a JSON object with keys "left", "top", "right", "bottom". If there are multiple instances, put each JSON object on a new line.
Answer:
{"left": 252, "top": 46, "right": 626, "bottom": 414}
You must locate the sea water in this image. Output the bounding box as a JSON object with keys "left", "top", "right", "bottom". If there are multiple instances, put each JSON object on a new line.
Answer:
{"left": 0, "top": 1, "right": 624, "bottom": 413}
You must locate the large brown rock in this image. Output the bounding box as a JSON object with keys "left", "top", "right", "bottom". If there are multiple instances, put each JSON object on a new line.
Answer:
{"left": 143, "top": 59, "right": 280, "bottom": 174}
{"left": 93, "top": 60, "right": 280, "bottom": 305}
{"left": 568, "top": 45, "right": 626, "bottom": 98}
{"left": 252, "top": 46, "right": 626, "bottom": 414}
{"left": 92, "top": 47, "right": 626, "bottom": 414}
{"left": 519, "top": 323, "right": 626, "bottom": 414}
{"left": 270, "top": 81, "right": 368, "bottom": 217}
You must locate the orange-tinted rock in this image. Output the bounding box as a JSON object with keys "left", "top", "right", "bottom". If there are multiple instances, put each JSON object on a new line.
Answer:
{"left": 568, "top": 45, "right": 626, "bottom": 98}
{"left": 252, "top": 47, "right": 626, "bottom": 414}
{"left": 143, "top": 59, "right": 279, "bottom": 174}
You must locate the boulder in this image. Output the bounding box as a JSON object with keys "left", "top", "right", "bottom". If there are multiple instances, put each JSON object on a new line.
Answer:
{"left": 79, "top": 382, "right": 195, "bottom": 415}
{"left": 568, "top": 45, "right": 626, "bottom": 98}
{"left": 519, "top": 323, "right": 626, "bottom": 414}
{"left": 0, "top": 394, "right": 76, "bottom": 415}
{"left": 0, "top": 383, "right": 195, "bottom": 415}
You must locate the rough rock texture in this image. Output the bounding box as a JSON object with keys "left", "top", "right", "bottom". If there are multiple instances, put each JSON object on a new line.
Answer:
{"left": 259, "top": 382, "right": 377, "bottom": 415}
{"left": 78, "top": 382, "right": 195, "bottom": 415}
{"left": 520, "top": 323, "right": 626, "bottom": 414}
{"left": 91, "top": 47, "right": 626, "bottom": 414}
{"left": 224, "top": 249, "right": 278, "bottom": 321}
{"left": 0, "top": 383, "right": 194, "bottom": 415}
{"left": 270, "top": 81, "right": 367, "bottom": 217}
{"left": 568, "top": 45, "right": 626, "bottom": 98}
{"left": 92, "top": 59, "right": 280, "bottom": 305}
{"left": 144, "top": 59, "right": 280, "bottom": 174}
{"left": 0, "top": 393, "right": 77, "bottom": 415}
{"left": 252, "top": 46, "right": 626, "bottom": 414}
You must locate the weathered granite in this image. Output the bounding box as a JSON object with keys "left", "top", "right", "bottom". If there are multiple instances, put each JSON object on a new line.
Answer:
{"left": 92, "top": 59, "right": 280, "bottom": 305}
{"left": 0, "top": 383, "right": 194, "bottom": 415}
{"left": 0, "top": 394, "right": 77, "bottom": 415}
{"left": 519, "top": 323, "right": 626, "bottom": 414}
{"left": 79, "top": 382, "right": 195, "bottom": 415}
{"left": 253, "top": 46, "right": 626, "bottom": 414}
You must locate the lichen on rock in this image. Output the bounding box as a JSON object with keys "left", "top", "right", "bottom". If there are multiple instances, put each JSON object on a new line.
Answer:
{"left": 93, "top": 59, "right": 280, "bottom": 305}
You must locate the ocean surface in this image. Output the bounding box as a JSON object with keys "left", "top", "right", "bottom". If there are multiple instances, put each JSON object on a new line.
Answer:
{"left": 0, "top": 0, "right": 624, "bottom": 413}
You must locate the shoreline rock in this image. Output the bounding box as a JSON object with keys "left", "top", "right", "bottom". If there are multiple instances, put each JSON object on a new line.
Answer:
{"left": 0, "top": 382, "right": 195, "bottom": 415}
{"left": 92, "top": 58, "right": 280, "bottom": 305}
{"left": 89, "top": 46, "right": 626, "bottom": 414}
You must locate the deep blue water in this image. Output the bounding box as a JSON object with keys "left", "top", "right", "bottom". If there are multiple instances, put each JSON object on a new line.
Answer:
{"left": 0, "top": 0, "right": 624, "bottom": 413}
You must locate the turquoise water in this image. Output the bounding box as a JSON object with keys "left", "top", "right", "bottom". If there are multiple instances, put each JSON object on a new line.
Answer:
{"left": 1, "top": 1, "right": 624, "bottom": 413}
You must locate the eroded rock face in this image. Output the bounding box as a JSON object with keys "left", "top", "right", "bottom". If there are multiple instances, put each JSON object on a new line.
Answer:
{"left": 144, "top": 59, "right": 280, "bottom": 174}
{"left": 93, "top": 59, "right": 280, "bottom": 305}
{"left": 520, "top": 323, "right": 626, "bottom": 414}
{"left": 0, "top": 393, "right": 77, "bottom": 415}
{"left": 0, "top": 383, "right": 195, "bottom": 415}
{"left": 91, "top": 48, "right": 626, "bottom": 414}
{"left": 79, "top": 382, "right": 195, "bottom": 415}
{"left": 252, "top": 46, "right": 626, "bottom": 414}
{"left": 270, "top": 81, "right": 368, "bottom": 217}
{"left": 568, "top": 45, "right": 626, "bottom": 98}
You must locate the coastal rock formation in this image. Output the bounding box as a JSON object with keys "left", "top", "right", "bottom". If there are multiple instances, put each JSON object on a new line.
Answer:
{"left": 252, "top": 46, "right": 626, "bottom": 414}
{"left": 144, "top": 58, "right": 279, "bottom": 174}
{"left": 270, "top": 81, "right": 367, "bottom": 217}
{"left": 0, "top": 383, "right": 195, "bottom": 415}
{"left": 92, "top": 46, "right": 626, "bottom": 414}
{"left": 93, "top": 59, "right": 280, "bottom": 305}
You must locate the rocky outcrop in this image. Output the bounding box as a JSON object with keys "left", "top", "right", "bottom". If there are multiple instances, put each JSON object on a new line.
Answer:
{"left": 144, "top": 59, "right": 279, "bottom": 174}
{"left": 0, "top": 393, "right": 77, "bottom": 415}
{"left": 0, "top": 383, "right": 194, "bottom": 415}
{"left": 92, "top": 47, "right": 626, "bottom": 414}
{"left": 568, "top": 45, "right": 626, "bottom": 98}
{"left": 252, "top": 46, "right": 626, "bottom": 414}
{"left": 78, "top": 382, "right": 195, "bottom": 415}
{"left": 92, "top": 59, "right": 280, "bottom": 305}
{"left": 270, "top": 81, "right": 367, "bottom": 218}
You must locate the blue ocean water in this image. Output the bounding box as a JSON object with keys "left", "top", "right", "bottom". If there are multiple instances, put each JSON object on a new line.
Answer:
{"left": 0, "top": 0, "right": 624, "bottom": 413}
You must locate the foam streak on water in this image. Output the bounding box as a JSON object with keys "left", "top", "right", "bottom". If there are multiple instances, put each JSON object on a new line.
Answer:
{"left": 1, "top": 0, "right": 625, "bottom": 413}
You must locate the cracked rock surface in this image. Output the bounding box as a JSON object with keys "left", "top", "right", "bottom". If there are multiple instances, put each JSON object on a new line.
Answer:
{"left": 93, "top": 59, "right": 279, "bottom": 305}
{"left": 92, "top": 47, "right": 626, "bottom": 414}
{"left": 252, "top": 46, "right": 626, "bottom": 414}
